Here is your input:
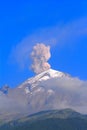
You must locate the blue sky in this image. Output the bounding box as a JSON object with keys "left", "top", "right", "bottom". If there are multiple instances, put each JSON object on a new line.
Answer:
{"left": 0, "top": 0, "right": 87, "bottom": 87}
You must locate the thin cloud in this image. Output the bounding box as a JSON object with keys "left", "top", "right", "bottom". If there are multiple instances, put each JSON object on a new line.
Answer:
{"left": 40, "top": 76, "right": 87, "bottom": 113}
{"left": 9, "top": 17, "right": 87, "bottom": 68}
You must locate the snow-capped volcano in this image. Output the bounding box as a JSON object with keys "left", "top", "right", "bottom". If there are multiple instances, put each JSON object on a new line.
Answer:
{"left": 19, "top": 69, "right": 67, "bottom": 85}
{"left": 26, "top": 69, "right": 70, "bottom": 82}
{"left": 0, "top": 69, "right": 87, "bottom": 121}
{"left": 18, "top": 69, "right": 70, "bottom": 89}
{"left": 18, "top": 69, "right": 71, "bottom": 95}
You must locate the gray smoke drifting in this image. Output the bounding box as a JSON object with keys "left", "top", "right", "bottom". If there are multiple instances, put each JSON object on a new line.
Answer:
{"left": 30, "top": 43, "right": 51, "bottom": 74}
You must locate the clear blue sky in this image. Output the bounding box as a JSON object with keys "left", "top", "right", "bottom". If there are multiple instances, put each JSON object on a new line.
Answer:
{"left": 0, "top": 0, "right": 87, "bottom": 87}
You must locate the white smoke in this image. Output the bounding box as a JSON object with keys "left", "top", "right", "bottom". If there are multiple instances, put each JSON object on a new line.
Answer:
{"left": 30, "top": 43, "right": 51, "bottom": 74}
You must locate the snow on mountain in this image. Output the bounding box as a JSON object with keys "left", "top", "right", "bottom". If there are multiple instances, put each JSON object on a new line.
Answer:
{"left": 18, "top": 69, "right": 71, "bottom": 93}
{"left": 25, "top": 69, "right": 70, "bottom": 83}
{"left": 19, "top": 69, "right": 67, "bottom": 85}
{"left": 0, "top": 69, "right": 87, "bottom": 121}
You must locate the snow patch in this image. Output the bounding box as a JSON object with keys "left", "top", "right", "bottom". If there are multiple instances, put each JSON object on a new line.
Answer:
{"left": 34, "top": 87, "right": 44, "bottom": 93}
{"left": 47, "top": 89, "right": 54, "bottom": 95}
{"left": 25, "top": 87, "right": 30, "bottom": 94}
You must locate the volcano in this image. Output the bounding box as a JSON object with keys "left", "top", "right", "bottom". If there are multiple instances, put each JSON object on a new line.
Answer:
{"left": 0, "top": 69, "right": 87, "bottom": 121}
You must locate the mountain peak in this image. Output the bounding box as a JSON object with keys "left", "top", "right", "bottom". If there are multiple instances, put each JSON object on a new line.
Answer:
{"left": 28, "top": 68, "right": 70, "bottom": 82}
{"left": 18, "top": 69, "right": 70, "bottom": 89}
{"left": 36, "top": 69, "right": 69, "bottom": 81}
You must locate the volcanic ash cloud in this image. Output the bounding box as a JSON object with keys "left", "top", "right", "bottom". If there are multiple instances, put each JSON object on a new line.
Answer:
{"left": 30, "top": 43, "right": 51, "bottom": 74}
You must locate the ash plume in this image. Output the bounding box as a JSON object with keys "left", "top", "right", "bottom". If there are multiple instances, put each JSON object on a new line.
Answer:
{"left": 30, "top": 43, "right": 51, "bottom": 74}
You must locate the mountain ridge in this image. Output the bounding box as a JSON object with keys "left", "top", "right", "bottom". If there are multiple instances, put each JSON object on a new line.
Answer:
{"left": 0, "top": 109, "right": 87, "bottom": 130}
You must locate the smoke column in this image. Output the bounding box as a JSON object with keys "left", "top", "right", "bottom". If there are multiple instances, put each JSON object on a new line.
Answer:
{"left": 30, "top": 43, "right": 51, "bottom": 74}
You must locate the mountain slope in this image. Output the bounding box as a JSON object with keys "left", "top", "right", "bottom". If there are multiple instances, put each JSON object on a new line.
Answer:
{"left": 0, "top": 109, "right": 87, "bottom": 130}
